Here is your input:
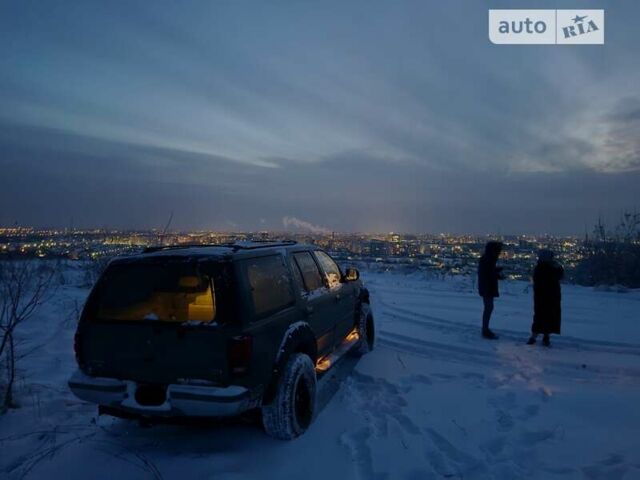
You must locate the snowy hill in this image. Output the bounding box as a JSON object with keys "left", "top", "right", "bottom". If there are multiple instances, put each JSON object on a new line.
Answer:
{"left": 1, "top": 267, "right": 639, "bottom": 479}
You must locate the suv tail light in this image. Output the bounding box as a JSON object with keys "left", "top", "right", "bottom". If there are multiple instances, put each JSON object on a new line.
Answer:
{"left": 228, "top": 335, "right": 252, "bottom": 375}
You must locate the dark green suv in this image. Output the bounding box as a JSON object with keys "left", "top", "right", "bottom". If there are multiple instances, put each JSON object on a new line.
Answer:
{"left": 69, "top": 241, "right": 374, "bottom": 439}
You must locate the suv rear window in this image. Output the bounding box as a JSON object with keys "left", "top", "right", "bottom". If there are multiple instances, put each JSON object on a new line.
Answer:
{"left": 242, "top": 255, "right": 294, "bottom": 318}
{"left": 93, "top": 262, "right": 216, "bottom": 323}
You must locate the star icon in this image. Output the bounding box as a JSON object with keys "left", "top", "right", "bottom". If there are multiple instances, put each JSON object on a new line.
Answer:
{"left": 572, "top": 14, "right": 587, "bottom": 23}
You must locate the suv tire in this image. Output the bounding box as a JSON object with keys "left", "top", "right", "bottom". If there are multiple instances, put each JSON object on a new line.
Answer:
{"left": 353, "top": 304, "right": 375, "bottom": 356}
{"left": 262, "top": 353, "right": 317, "bottom": 440}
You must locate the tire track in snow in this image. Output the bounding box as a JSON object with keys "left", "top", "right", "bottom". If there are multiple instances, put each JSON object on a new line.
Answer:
{"left": 377, "top": 332, "right": 502, "bottom": 368}
{"left": 377, "top": 301, "right": 640, "bottom": 357}
{"left": 377, "top": 330, "right": 640, "bottom": 383}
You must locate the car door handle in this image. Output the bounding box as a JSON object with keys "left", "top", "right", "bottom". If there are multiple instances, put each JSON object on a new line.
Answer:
{"left": 305, "top": 306, "right": 314, "bottom": 316}
{"left": 335, "top": 294, "right": 342, "bottom": 302}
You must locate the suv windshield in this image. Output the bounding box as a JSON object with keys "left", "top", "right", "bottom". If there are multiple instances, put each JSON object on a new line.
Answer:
{"left": 93, "top": 262, "right": 216, "bottom": 323}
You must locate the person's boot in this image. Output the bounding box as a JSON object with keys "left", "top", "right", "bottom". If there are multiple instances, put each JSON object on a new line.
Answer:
{"left": 542, "top": 335, "right": 551, "bottom": 347}
{"left": 526, "top": 336, "right": 536, "bottom": 345}
{"left": 482, "top": 328, "right": 499, "bottom": 340}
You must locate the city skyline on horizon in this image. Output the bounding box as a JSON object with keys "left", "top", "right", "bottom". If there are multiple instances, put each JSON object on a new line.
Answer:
{"left": 0, "top": 221, "right": 613, "bottom": 238}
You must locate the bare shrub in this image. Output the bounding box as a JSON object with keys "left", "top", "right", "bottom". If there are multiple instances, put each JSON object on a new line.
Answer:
{"left": 80, "top": 255, "right": 111, "bottom": 288}
{"left": 573, "top": 212, "right": 640, "bottom": 288}
{"left": 0, "top": 260, "right": 56, "bottom": 411}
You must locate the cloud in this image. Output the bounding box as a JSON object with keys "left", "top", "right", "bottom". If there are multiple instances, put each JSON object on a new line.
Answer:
{"left": 1, "top": 1, "right": 639, "bottom": 233}
{"left": 599, "top": 97, "right": 640, "bottom": 172}
{"left": 282, "top": 216, "right": 331, "bottom": 234}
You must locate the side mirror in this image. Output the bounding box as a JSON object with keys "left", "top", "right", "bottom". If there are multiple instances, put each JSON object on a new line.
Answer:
{"left": 344, "top": 267, "right": 359, "bottom": 282}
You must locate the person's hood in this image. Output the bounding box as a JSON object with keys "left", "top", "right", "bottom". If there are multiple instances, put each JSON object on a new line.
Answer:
{"left": 538, "top": 249, "right": 554, "bottom": 262}
{"left": 484, "top": 241, "right": 503, "bottom": 259}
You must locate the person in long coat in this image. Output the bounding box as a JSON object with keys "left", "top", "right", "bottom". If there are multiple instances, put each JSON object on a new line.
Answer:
{"left": 527, "top": 249, "right": 564, "bottom": 347}
{"left": 478, "top": 241, "right": 504, "bottom": 339}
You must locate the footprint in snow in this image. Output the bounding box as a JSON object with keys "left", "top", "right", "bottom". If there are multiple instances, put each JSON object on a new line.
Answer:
{"left": 488, "top": 392, "right": 517, "bottom": 432}
{"left": 344, "top": 372, "right": 420, "bottom": 438}
{"left": 400, "top": 373, "right": 433, "bottom": 389}
{"left": 424, "top": 428, "right": 488, "bottom": 478}
{"left": 517, "top": 404, "right": 540, "bottom": 421}
{"left": 581, "top": 453, "right": 629, "bottom": 480}
{"left": 401, "top": 468, "right": 438, "bottom": 480}
{"left": 339, "top": 426, "right": 380, "bottom": 480}
{"left": 495, "top": 409, "right": 515, "bottom": 432}
{"left": 519, "top": 426, "right": 563, "bottom": 446}
{"left": 432, "top": 373, "right": 456, "bottom": 380}
{"left": 481, "top": 435, "right": 508, "bottom": 458}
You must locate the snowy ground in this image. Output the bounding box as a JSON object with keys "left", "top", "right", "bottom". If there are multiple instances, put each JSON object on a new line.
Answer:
{"left": 1, "top": 267, "right": 640, "bottom": 479}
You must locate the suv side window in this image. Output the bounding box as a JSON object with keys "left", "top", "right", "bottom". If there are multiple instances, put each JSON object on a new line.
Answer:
{"left": 243, "top": 255, "right": 294, "bottom": 318}
{"left": 289, "top": 256, "right": 305, "bottom": 291}
{"left": 314, "top": 251, "right": 342, "bottom": 289}
{"left": 293, "top": 252, "right": 324, "bottom": 292}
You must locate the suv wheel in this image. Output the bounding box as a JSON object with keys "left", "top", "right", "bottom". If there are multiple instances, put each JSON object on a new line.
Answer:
{"left": 353, "top": 304, "right": 375, "bottom": 356}
{"left": 262, "top": 353, "right": 317, "bottom": 440}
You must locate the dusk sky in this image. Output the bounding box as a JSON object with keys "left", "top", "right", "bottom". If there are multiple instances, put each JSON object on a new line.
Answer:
{"left": 1, "top": 0, "right": 638, "bottom": 235}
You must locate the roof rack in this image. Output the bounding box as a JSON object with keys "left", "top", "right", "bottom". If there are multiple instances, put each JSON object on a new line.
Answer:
{"left": 142, "top": 240, "right": 297, "bottom": 254}
{"left": 227, "top": 240, "right": 298, "bottom": 250}
{"left": 142, "top": 244, "right": 224, "bottom": 254}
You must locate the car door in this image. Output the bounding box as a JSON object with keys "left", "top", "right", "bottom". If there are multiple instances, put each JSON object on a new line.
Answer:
{"left": 313, "top": 250, "right": 358, "bottom": 346}
{"left": 237, "top": 254, "right": 300, "bottom": 385}
{"left": 290, "top": 251, "right": 334, "bottom": 357}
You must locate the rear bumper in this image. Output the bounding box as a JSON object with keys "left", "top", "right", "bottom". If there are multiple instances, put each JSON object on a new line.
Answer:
{"left": 68, "top": 369, "right": 257, "bottom": 417}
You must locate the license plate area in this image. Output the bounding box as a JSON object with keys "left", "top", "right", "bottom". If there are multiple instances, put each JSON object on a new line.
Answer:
{"left": 134, "top": 384, "right": 167, "bottom": 407}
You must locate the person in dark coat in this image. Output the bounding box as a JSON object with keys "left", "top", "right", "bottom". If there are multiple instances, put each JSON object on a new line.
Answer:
{"left": 478, "top": 241, "right": 504, "bottom": 339}
{"left": 527, "top": 249, "right": 564, "bottom": 347}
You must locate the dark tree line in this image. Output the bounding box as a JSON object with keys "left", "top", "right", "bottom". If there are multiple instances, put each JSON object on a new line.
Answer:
{"left": 573, "top": 212, "right": 640, "bottom": 288}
